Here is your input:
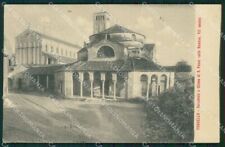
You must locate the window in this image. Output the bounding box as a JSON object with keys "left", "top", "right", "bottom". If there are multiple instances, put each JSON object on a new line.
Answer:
{"left": 56, "top": 48, "right": 59, "bottom": 53}
{"left": 132, "top": 34, "right": 136, "bottom": 40}
{"left": 47, "top": 58, "right": 51, "bottom": 64}
{"left": 160, "top": 75, "right": 167, "bottom": 94}
{"left": 97, "top": 46, "right": 115, "bottom": 58}
{"left": 140, "top": 75, "right": 148, "bottom": 97}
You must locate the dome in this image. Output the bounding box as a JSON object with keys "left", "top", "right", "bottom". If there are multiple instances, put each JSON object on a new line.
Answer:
{"left": 89, "top": 24, "right": 145, "bottom": 48}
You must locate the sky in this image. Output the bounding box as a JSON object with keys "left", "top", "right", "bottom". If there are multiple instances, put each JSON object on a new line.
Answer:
{"left": 4, "top": 4, "right": 195, "bottom": 67}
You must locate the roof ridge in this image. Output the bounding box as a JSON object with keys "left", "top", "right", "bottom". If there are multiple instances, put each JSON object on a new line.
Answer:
{"left": 18, "top": 29, "right": 81, "bottom": 49}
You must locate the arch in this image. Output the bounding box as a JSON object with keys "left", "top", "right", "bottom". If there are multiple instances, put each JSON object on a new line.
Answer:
{"left": 151, "top": 74, "right": 158, "bottom": 97}
{"left": 160, "top": 74, "right": 167, "bottom": 94}
{"left": 73, "top": 72, "right": 80, "bottom": 96}
{"left": 140, "top": 74, "right": 148, "bottom": 97}
{"left": 116, "top": 72, "right": 127, "bottom": 98}
{"left": 93, "top": 72, "right": 102, "bottom": 98}
{"left": 97, "top": 46, "right": 115, "bottom": 58}
{"left": 105, "top": 72, "right": 113, "bottom": 97}
{"left": 83, "top": 72, "right": 91, "bottom": 97}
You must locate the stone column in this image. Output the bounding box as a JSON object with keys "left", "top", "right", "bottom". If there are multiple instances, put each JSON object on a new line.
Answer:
{"left": 3, "top": 56, "right": 8, "bottom": 96}
{"left": 30, "top": 46, "right": 33, "bottom": 64}
{"left": 112, "top": 73, "right": 117, "bottom": 100}
{"left": 15, "top": 47, "right": 19, "bottom": 65}
{"left": 170, "top": 72, "right": 175, "bottom": 88}
{"left": 45, "top": 56, "right": 48, "bottom": 65}
{"left": 79, "top": 72, "right": 84, "bottom": 98}
{"left": 22, "top": 45, "right": 25, "bottom": 64}
{"left": 23, "top": 45, "right": 26, "bottom": 64}
{"left": 166, "top": 73, "right": 170, "bottom": 89}
{"left": 46, "top": 75, "right": 49, "bottom": 89}
{"left": 39, "top": 42, "right": 42, "bottom": 64}
{"left": 25, "top": 45, "right": 28, "bottom": 64}
{"left": 28, "top": 43, "right": 30, "bottom": 64}
{"left": 64, "top": 72, "right": 73, "bottom": 97}
{"left": 89, "top": 72, "right": 94, "bottom": 98}
{"left": 146, "top": 79, "right": 150, "bottom": 100}
{"left": 33, "top": 46, "right": 36, "bottom": 64}
{"left": 156, "top": 74, "right": 160, "bottom": 96}
{"left": 19, "top": 48, "right": 21, "bottom": 65}
{"left": 28, "top": 43, "right": 31, "bottom": 64}
{"left": 168, "top": 73, "right": 171, "bottom": 89}
{"left": 37, "top": 75, "right": 40, "bottom": 90}
{"left": 22, "top": 46, "right": 24, "bottom": 64}
{"left": 37, "top": 75, "right": 40, "bottom": 83}
{"left": 36, "top": 42, "right": 39, "bottom": 64}
{"left": 101, "top": 73, "right": 105, "bottom": 99}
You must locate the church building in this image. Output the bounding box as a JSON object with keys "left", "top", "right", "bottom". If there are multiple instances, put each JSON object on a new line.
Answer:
{"left": 15, "top": 29, "right": 80, "bottom": 65}
{"left": 52, "top": 11, "right": 191, "bottom": 99}
{"left": 13, "top": 11, "right": 191, "bottom": 100}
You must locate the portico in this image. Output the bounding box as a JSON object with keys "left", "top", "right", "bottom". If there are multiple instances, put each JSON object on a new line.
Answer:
{"left": 71, "top": 71, "right": 124, "bottom": 99}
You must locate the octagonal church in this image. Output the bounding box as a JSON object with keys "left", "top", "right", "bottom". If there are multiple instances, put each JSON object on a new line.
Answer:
{"left": 13, "top": 11, "right": 191, "bottom": 99}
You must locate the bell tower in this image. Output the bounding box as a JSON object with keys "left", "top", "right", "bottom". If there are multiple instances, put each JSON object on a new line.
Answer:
{"left": 93, "top": 11, "right": 110, "bottom": 34}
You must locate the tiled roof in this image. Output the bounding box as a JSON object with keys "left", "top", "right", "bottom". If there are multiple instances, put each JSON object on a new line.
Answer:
{"left": 42, "top": 52, "right": 76, "bottom": 64}
{"left": 59, "top": 56, "right": 76, "bottom": 64}
{"left": 70, "top": 60, "right": 128, "bottom": 71}
{"left": 23, "top": 58, "right": 191, "bottom": 74}
{"left": 25, "top": 64, "right": 68, "bottom": 75}
{"left": 17, "top": 29, "right": 81, "bottom": 49}
{"left": 68, "top": 58, "right": 174, "bottom": 72}
{"left": 40, "top": 33, "right": 81, "bottom": 49}
{"left": 95, "top": 24, "right": 145, "bottom": 37}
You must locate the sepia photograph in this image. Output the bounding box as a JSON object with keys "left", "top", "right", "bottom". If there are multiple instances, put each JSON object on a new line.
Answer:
{"left": 2, "top": 4, "right": 221, "bottom": 143}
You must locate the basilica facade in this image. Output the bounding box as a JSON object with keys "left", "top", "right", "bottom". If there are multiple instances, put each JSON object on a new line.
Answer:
{"left": 15, "top": 29, "right": 80, "bottom": 65}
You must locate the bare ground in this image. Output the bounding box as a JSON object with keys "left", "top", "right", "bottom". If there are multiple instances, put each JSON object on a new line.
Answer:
{"left": 3, "top": 93, "right": 148, "bottom": 143}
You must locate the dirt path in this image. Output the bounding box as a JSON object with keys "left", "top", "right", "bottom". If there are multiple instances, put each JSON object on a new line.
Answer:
{"left": 3, "top": 93, "right": 148, "bottom": 143}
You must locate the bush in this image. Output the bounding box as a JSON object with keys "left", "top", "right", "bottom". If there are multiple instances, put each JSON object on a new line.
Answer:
{"left": 144, "top": 78, "right": 194, "bottom": 142}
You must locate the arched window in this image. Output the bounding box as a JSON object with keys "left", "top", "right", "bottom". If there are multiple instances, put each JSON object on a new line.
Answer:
{"left": 160, "top": 74, "right": 167, "bottom": 94}
{"left": 140, "top": 74, "right": 148, "bottom": 97}
{"left": 151, "top": 75, "right": 158, "bottom": 96}
{"left": 132, "top": 34, "right": 136, "bottom": 40}
{"left": 97, "top": 46, "right": 115, "bottom": 58}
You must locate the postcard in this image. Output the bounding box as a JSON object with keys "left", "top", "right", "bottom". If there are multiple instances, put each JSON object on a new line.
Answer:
{"left": 2, "top": 4, "right": 221, "bottom": 143}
